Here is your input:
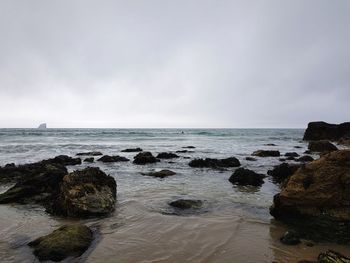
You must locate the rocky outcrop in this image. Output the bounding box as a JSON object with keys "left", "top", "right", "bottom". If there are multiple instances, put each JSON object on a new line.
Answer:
{"left": 133, "top": 152, "right": 159, "bottom": 164}
{"left": 121, "top": 148, "right": 143, "bottom": 152}
{"left": 285, "top": 152, "right": 300, "bottom": 157}
{"left": 43, "top": 155, "right": 82, "bottom": 166}
{"left": 229, "top": 168, "right": 264, "bottom": 186}
{"left": 142, "top": 169, "right": 176, "bottom": 178}
{"left": 308, "top": 140, "right": 338, "bottom": 153}
{"left": 156, "top": 152, "right": 179, "bottom": 159}
{"left": 50, "top": 167, "right": 116, "bottom": 217}
{"left": 76, "top": 151, "right": 103, "bottom": 156}
{"left": 267, "top": 163, "right": 301, "bottom": 184}
{"left": 29, "top": 224, "right": 93, "bottom": 262}
{"left": 270, "top": 150, "right": 350, "bottom": 243}
{"left": 252, "top": 150, "right": 280, "bottom": 157}
{"left": 84, "top": 157, "right": 94, "bottom": 163}
{"left": 189, "top": 157, "right": 240, "bottom": 169}
{"left": 169, "top": 199, "right": 202, "bottom": 209}
{"left": 97, "top": 155, "right": 129, "bottom": 162}
{"left": 303, "top": 121, "right": 350, "bottom": 141}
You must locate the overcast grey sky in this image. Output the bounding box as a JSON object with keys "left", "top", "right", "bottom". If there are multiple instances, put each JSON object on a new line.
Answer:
{"left": 0, "top": 0, "right": 349, "bottom": 128}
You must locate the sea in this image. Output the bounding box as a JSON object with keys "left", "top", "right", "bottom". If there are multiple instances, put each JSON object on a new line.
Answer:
{"left": 0, "top": 129, "right": 348, "bottom": 263}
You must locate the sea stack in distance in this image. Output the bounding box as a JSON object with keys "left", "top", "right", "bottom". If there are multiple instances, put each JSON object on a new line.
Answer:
{"left": 37, "top": 123, "right": 47, "bottom": 129}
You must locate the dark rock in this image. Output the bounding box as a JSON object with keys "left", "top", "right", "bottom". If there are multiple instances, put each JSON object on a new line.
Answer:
{"left": 182, "top": 146, "right": 196, "bottom": 149}
{"left": 317, "top": 250, "right": 350, "bottom": 263}
{"left": 0, "top": 164, "right": 67, "bottom": 204}
{"left": 270, "top": 150, "right": 350, "bottom": 243}
{"left": 97, "top": 155, "right": 129, "bottom": 163}
{"left": 156, "top": 152, "right": 179, "bottom": 159}
{"left": 279, "top": 158, "right": 286, "bottom": 162}
{"left": 303, "top": 121, "right": 350, "bottom": 141}
{"left": 76, "top": 151, "right": 103, "bottom": 156}
{"left": 50, "top": 167, "right": 116, "bottom": 217}
{"left": 338, "top": 138, "right": 350, "bottom": 147}
{"left": 285, "top": 152, "right": 300, "bottom": 157}
{"left": 264, "top": 143, "right": 277, "bottom": 146}
{"left": 245, "top": 157, "right": 257, "bottom": 161}
{"left": 280, "top": 230, "right": 301, "bottom": 245}
{"left": 121, "top": 148, "right": 143, "bottom": 152}
{"left": 142, "top": 169, "right": 176, "bottom": 178}
{"left": 28, "top": 224, "right": 93, "bottom": 262}
{"left": 252, "top": 150, "right": 280, "bottom": 157}
{"left": 229, "top": 168, "right": 264, "bottom": 186}
{"left": 304, "top": 150, "right": 312, "bottom": 154}
{"left": 43, "top": 155, "right": 82, "bottom": 166}
{"left": 308, "top": 140, "right": 338, "bottom": 153}
{"left": 169, "top": 199, "right": 202, "bottom": 209}
{"left": 133, "top": 152, "right": 159, "bottom": 164}
{"left": 176, "top": 150, "right": 194, "bottom": 153}
{"left": 297, "top": 155, "right": 314, "bottom": 162}
{"left": 83, "top": 157, "right": 94, "bottom": 163}
{"left": 294, "top": 146, "right": 303, "bottom": 149}
{"left": 286, "top": 156, "right": 296, "bottom": 161}
{"left": 268, "top": 163, "right": 301, "bottom": 184}
{"left": 189, "top": 157, "right": 240, "bottom": 169}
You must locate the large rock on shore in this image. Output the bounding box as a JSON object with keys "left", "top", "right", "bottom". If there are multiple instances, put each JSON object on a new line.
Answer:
{"left": 50, "top": 167, "right": 116, "bottom": 217}
{"left": 270, "top": 150, "right": 350, "bottom": 243}
{"left": 303, "top": 121, "right": 350, "bottom": 141}
{"left": 308, "top": 140, "right": 338, "bottom": 153}
{"left": 0, "top": 164, "right": 67, "bottom": 204}
{"left": 29, "top": 224, "right": 93, "bottom": 262}
{"left": 229, "top": 168, "right": 264, "bottom": 186}
{"left": 133, "top": 152, "right": 159, "bottom": 164}
{"left": 252, "top": 150, "right": 280, "bottom": 157}
{"left": 189, "top": 157, "right": 240, "bottom": 169}
{"left": 267, "top": 163, "right": 301, "bottom": 184}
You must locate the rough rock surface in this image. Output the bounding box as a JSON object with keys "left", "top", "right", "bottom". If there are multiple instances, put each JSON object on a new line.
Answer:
{"left": 189, "top": 157, "right": 240, "bottom": 169}
{"left": 229, "top": 168, "right": 264, "bottom": 186}
{"left": 169, "top": 199, "right": 203, "bottom": 209}
{"left": 133, "top": 152, "right": 159, "bottom": 164}
{"left": 270, "top": 150, "right": 350, "bottom": 243}
{"left": 267, "top": 163, "right": 301, "bottom": 184}
{"left": 303, "top": 121, "right": 350, "bottom": 141}
{"left": 121, "top": 148, "right": 143, "bottom": 152}
{"left": 142, "top": 169, "right": 176, "bottom": 178}
{"left": 156, "top": 152, "right": 179, "bottom": 159}
{"left": 308, "top": 140, "right": 338, "bottom": 153}
{"left": 97, "top": 155, "right": 129, "bottom": 163}
{"left": 29, "top": 224, "right": 93, "bottom": 262}
{"left": 50, "top": 167, "right": 116, "bottom": 217}
{"left": 252, "top": 150, "right": 280, "bottom": 157}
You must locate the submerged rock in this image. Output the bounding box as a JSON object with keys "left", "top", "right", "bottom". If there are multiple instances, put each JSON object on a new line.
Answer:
{"left": 285, "top": 152, "right": 300, "bottom": 157}
{"left": 76, "top": 151, "right": 103, "bottom": 156}
{"left": 229, "top": 168, "right": 264, "bottom": 186}
{"left": 133, "top": 152, "right": 159, "bottom": 164}
{"left": 252, "top": 150, "right": 280, "bottom": 157}
{"left": 280, "top": 230, "right": 301, "bottom": 245}
{"left": 308, "top": 140, "right": 338, "bottom": 153}
{"left": 83, "top": 157, "right": 94, "bottom": 163}
{"left": 176, "top": 150, "right": 194, "bottom": 153}
{"left": 189, "top": 157, "right": 240, "bottom": 169}
{"left": 121, "top": 148, "right": 143, "bottom": 152}
{"left": 245, "top": 157, "right": 257, "bottom": 161}
{"left": 50, "top": 167, "right": 116, "bottom": 217}
{"left": 182, "top": 146, "right": 196, "bottom": 149}
{"left": 297, "top": 155, "right": 314, "bottom": 162}
{"left": 270, "top": 150, "right": 350, "bottom": 243}
{"left": 97, "top": 155, "right": 129, "bottom": 163}
{"left": 29, "top": 224, "right": 93, "bottom": 262}
{"left": 169, "top": 199, "right": 203, "bottom": 209}
{"left": 142, "top": 169, "right": 176, "bottom": 178}
{"left": 267, "top": 163, "right": 301, "bottom": 184}
{"left": 264, "top": 143, "right": 277, "bottom": 146}
{"left": 303, "top": 121, "right": 350, "bottom": 141}
{"left": 156, "top": 152, "right": 179, "bottom": 159}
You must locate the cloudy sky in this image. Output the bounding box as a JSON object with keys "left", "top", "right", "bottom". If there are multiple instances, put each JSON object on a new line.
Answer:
{"left": 0, "top": 0, "right": 349, "bottom": 128}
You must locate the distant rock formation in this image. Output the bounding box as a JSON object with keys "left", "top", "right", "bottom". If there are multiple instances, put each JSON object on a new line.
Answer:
{"left": 37, "top": 123, "right": 47, "bottom": 129}
{"left": 303, "top": 121, "right": 350, "bottom": 141}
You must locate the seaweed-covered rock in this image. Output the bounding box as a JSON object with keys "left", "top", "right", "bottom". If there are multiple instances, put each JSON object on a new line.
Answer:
{"left": 97, "top": 155, "right": 129, "bottom": 163}
{"left": 303, "top": 121, "right": 350, "bottom": 141}
{"left": 76, "top": 151, "right": 103, "bottom": 156}
{"left": 229, "top": 168, "right": 264, "bottom": 186}
{"left": 189, "top": 157, "right": 240, "bottom": 169}
{"left": 121, "top": 148, "right": 143, "bottom": 152}
{"left": 169, "top": 199, "right": 203, "bottom": 209}
{"left": 83, "top": 157, "right": 94, "bottom": 163}
{"left": 308, "top": 140, "right": 338, "bottom": 153}
{"left": 142, "top": 169, "right": 176, "bottom": 178}
{"left": 29, "top": 224, "right": 93, "bottom": 262}
{"left": 285, "top": 152, "right": 300, "bottom": 157}
{"left": 252, "top": 150, "right": 280, "bottom": 157}
{"left": 280, "top": 230, "right": 301, "bottom": 245}
{"left": 0, "top": 164, "right": 67, "bottom": 204}
{"left": 317, "top": 250, "right": 350, "bottom": 263}
{"left": 267, "top": 163, "right": 301, "bottom": 184}
{"left": 270, "top": 150, "right": 350, "bottom": 243}
{"left": 297, "top": 155, "right": 314, "bottom": 162}
{"left": 133, "top": 152, "right": 159, "bottom": 165}
{"left": 50, "top": 167, "right": 116, "bottom": 217}
{"left": 156, "top": 152, "right": 179, "bottom": 159}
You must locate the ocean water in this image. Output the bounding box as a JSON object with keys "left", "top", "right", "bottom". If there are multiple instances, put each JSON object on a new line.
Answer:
{"left": 0, "top": 128, "right": 349, "bottom": 263}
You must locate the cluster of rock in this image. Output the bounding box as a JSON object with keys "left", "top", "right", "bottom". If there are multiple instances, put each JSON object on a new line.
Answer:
{"left": 189, "top": 157, "right": 240, "bottom": 168}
